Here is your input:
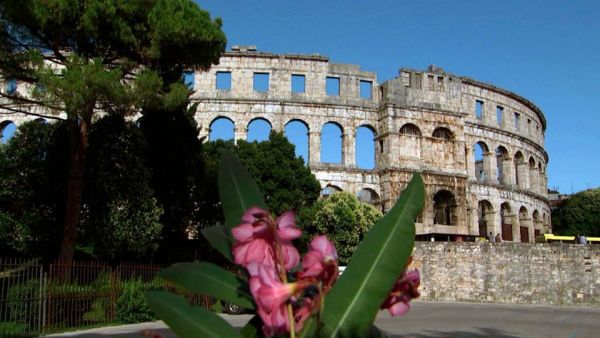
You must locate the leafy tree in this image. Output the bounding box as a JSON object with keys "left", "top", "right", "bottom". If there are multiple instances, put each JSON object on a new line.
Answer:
{"left": 80, "top": 115, "right": 162, "bottom": 259}
{"left": 0, "top": 120, "right": 69, "bottom": 257}
{"left": 198, "top": 132, "right": 321, "bottom": 228}
{"left": 0, "top": 0, "right": 226, "bottom": 261}
{"left": 552, "top": 188, "right": 600, "bottom": 237}
{"left": 139, "top": 102, "right": 204, "bottom": 241}
{"left": 298, "top": 192, "right": 382, "bottom": 264}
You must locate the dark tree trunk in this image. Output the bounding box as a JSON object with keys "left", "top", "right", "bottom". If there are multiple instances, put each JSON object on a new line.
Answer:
{"left": 57, "top": 117, "right": 90, "bottom": 263}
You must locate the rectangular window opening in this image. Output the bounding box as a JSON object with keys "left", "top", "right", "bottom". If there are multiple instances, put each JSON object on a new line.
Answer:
{"left": 437, "top": 76, "right": 444, "bottom": 91}
{"left": 527, "top": 119, "right": 532, "bottom": 134}
{"left": 414, "top": 74, "right": 422, "bottom": 89}
{"left": 427, "top": 75, "right": 434, "bottom": 90}
{"left": 360, "top": 80, "right": 373, "bottom": 99}
{"left": 291, "top": 74, "right": 305, "bottom": 94}
{"left": 326, "top": 76, "right": 340, "bottom": 96}
{"left": 475, "top": 100, "right": 484, "bottom": 120}
{"left": 182, "top": 71, "right": 195, "bottom": 90}
{"left": 253, "top": 72, "right": 269, "bottom": 92}
{"left": 514, "top": 112, "right": 521, "bottom": 131}
{"left": 401, "top": 72, "right": 410, "bottom": 87}
{"left": 496, "top": 106, "right": 504, "bottom": 126}
{"left": 216, "top": 71, "right": 232, "bottom": 91}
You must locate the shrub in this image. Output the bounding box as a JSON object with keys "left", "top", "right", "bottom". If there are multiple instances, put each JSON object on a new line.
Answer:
{"left": 6, "top": 279, "right": 42, "bottom": 329}
{"left": 115, "top": 279, "right": 155, "bottom": 324}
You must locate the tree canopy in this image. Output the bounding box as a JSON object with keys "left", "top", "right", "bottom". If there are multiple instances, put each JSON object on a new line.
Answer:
{"left": 298, "top": 191, "right": 382, "bottom": 264}
{"left": 552, "top": 188, "right": 600, "bottom": 237}
{"left": 0, "top": 0, "right": 226, "bottom": 261}
{"left": 199, "top": 132, "right": 322, "bottom": 228}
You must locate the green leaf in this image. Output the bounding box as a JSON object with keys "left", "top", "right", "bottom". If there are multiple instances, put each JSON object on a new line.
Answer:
{"left": 319, "top": 173, "right": 424, "bottom": 338}
{"left": 218, "top": 151, "right": 267, "bottom": 229}
{"left": 240, "top": 315, "right": 266, "bottom": 338}
{"left": 201, "top": 225, "right": 234, "bottom": 261}
{"left": 146, "top": 291, "right": 242, "bottom": 338}
{"left": 159, "top": 262, "right": 255, "bottom": 310}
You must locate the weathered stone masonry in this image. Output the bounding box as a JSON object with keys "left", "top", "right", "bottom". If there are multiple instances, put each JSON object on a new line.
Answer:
{"left": 0, "top": 47, "right": 551, "bottom": 241}
{"left": 412, "top": 242, "right": 600, "bottom": 307}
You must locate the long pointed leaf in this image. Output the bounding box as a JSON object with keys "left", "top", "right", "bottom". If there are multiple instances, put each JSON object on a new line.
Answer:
{"left": 159, "top": 262, "right": 255, "bottom": 309}
{"left": 218, "top": 152, "right": 267, "bottom": 229}
{"left": 319, "top": 174, "right": 424, "bottom": 338}
{"left": 201, "top": 225, "right": 234, "bottom": 261}
{"left": 146, "top": 291, "right": 242, "bottom": 338}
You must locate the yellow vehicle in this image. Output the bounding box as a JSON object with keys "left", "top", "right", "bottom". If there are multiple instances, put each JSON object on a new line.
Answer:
{"left": 535, "top": 234, "right": 600, "bottom": 244}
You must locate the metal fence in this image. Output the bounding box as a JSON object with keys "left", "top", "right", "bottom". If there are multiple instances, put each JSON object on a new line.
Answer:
{"left": 0, "top": 258, "right": 215, "bottom": 336}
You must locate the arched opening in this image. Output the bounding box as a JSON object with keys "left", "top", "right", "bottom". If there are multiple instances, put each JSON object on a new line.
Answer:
{"left": 284, "top": 119, "right": 309, "bottom": 164}
{"left": 529, "top": 157, "right": 537, "bottom": 192}
{"left": 432, "top": 127, "right": 453, "bottom": 140}
{"left": 514, "top": 151, "right": 525, "bottom": 188}
{"left": 474, "top": 141, "right": 489, "bottom": 182}
{"left": 209, "top": 116, "right": 235, "bottom": 141}
{"left": 34, "top": 118, "right": 47, "bottom": 124}
{"left": 357, "top": 188, "right": 380, "bottom": 207}
{"left": 399, "top": 123, "right": 421, "bottom": 158}
{"left": 533, "top": 210, "right": 542, "bottom": 238}
{"left": 355, "top": 125, "right": 375, "bottom": 169}
{"left": 247, "top": 118, "right": 272, "bottom": 142}
{"left": 0, "top": 121, "right": 16, "bottom": 144}
{"left": 519, "top": 206, "right": 531, "bottom": 243}
{"left": 320, "top": 184, "right": 342, "bottom": 198}
{"left": 321, "top": 122, "right": 343, "bottom": 164}
{"left": 496, "top": 146, "right": 510, "bottom": 185}
{"left": 433, "top": 190, "right": 457, "bottom": 225}
{"left": 500, "top": 202, "right": 513, "bottom": 241}
{"left": 478, "top": 200, "right": 494, "bottom": 237}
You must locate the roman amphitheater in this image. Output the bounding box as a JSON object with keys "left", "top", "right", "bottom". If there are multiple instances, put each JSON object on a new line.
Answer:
{"left": 0, "top": 46, "right": 551, "bottom": 242}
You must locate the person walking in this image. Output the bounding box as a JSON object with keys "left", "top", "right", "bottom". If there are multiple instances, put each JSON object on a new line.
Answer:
{"left": 495, "top": 233, "right": 502, "bottom": 243}
{"left": 488, "top": 232, "right": 495, "bottom": 242}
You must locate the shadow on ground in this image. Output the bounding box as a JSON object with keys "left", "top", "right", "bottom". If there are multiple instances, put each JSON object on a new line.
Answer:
{"left": 385, "top": 327, "right": 525, "bottom": 338}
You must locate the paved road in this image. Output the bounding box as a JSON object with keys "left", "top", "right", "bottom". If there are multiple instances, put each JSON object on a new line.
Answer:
{"left": 45, "top": 301, "right": 600, "bottom": 338}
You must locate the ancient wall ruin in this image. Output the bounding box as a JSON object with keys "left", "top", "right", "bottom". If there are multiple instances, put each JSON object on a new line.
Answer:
{"left": 0, "top": 46, "right": 551, "bottom": 241}
{"left": 412, "top": 242, "right": 600, "bottom": 307}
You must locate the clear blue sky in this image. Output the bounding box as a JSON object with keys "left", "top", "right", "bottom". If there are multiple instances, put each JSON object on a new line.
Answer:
{"left": 199, "top": 0, "right": 600, "bottom": 194}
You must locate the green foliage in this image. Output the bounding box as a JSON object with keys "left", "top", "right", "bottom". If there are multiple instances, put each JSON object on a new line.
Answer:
{"left": 0, "top": 121, "right": 69, "bottom": 256}
{"left": 81, "top": 115, "right": 162, "bottom": 259}
{"left": 0, "top": 321, "right": 28, "bottom": 336}
{"left": 6, "top": 279, "right": 42, "bottom": 328}
{"left": 200, "top": 132, "right": 321, "bottom": 227}
{"left": 116, "top": 279, "right": 156, "bottom": 324}
{"left": 552, "top": 188, "right": 600, "bottom": 236}
{"left": 139, "top": 103, "right": 204, "bottom": 240}
{"left": 146, "top": 291, "right": 243, "bottom": 338}
{"left": 319, "top": 174, "right": 423, "bottom": 337}
{"left": 299, "top": 192, "right": 383, "bottom": 264}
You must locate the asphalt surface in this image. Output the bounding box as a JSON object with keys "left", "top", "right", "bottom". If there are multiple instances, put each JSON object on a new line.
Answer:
{"left": 45, "top": 301, "right": 600, "bottom": 338}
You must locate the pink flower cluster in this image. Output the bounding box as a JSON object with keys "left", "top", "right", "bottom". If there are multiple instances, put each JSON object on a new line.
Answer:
{"left": 232, "top": 206, "right": 420, "bottom": 336}
{"left": 232, "top": 207, "right": 338, "bottom": 336}
{"left": 380, "top": 269, "right": 420, "bottom": 316}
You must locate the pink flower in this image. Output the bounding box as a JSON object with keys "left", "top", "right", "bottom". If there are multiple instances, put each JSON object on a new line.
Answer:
{"left": 231, "top": 207, "right": 301, "bottom": 274}
{"left": 250, "top": 265, "right": 297, "bottom": 312}
{"left": 299, "top": 235, "right": 338, "bottom": 290}
{"left": 257, "top": 306, "right": 289, "bottom": 337}
{"left": 380, "top": 269, "right": 420, "bottom": 317}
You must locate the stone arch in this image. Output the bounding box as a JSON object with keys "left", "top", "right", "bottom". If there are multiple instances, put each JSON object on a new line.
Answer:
{"left": 432, "top": 127, "right": 453, "bottom": 140}
{"left": 284, "top": 118, "right": 310, "bottom": 164}
{"left": 496, "top": 146, "right": 510, "bottom": 185}
{"left": 247, "top": 117, "right": 272, "bottom": 142}
{"left": 477, "top": 200, "right": 494, "bottom": 237}
{"left": 321, "top": 121, "right": 344, "bottom": 164}
{"left": 532, "top": 210, "right": 542, "bottom": 237}
{"left": 209, "top": 116, "right": 235, "bottom": 141}
{"left": 355, "top": 124, "right": 376, "bottom": 169}
{"left": 399, "top": 123, "right": 422, "bottom": 158}
{"left": 514, "top": 151, "right": 525, "bottom": 189}
{"left": 474, "top": 141, "right": 491, "bottom": 182}
{"left": 528, "top": 156, "right": 538, "bottom": 193}
{"left": 321, "top": 184, "right": 342, "bottom": 198}
{"left": 433, "top": 190, "right": 457, "bottom": 225}
{"left": 500, "top": 202, "right": 514, "bottom": 241}
{"left": 0, "top": 120, "right": 16, "bottom": 144}
{"left": 518, "top": 206, "right": 531, "bottom": 242}
{"left": 357, "top": 187, "right": 380, "bottom": 206}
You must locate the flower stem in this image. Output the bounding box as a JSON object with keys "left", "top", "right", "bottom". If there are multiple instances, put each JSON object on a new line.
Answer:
{"left": 287, "top": 302, "right": 295, "bottom": 338}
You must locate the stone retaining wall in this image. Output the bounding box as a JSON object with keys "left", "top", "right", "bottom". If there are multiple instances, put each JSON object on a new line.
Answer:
{"left": 411, "top": 242, "right": 600, "bottom": 306}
